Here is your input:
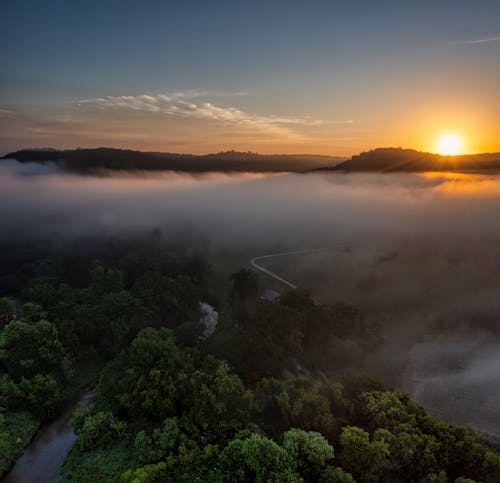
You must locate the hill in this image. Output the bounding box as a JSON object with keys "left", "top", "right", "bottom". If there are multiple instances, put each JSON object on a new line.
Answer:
{"left": 321, "top": 148, "right": 500, "bottom": 172}
{"left": 1, "top": 148, "right": 346, "bottom": 173}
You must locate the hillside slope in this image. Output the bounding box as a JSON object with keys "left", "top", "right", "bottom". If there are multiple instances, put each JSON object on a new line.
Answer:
{"left": 2, "top": 148, "right": 347, "bottom": 173}
{"left": 322, "top": 148, "right": 500, "bottom": 172}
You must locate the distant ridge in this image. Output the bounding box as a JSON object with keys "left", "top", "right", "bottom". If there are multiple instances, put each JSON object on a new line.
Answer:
{"left": 320, "top": 148, "right": 500, "bottom": 172}
{"left": 1, "top": 148, "right": 347, "bottom": 173}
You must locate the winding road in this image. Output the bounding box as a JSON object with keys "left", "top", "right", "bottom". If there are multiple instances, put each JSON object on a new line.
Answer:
{"left": 250, "top": 248, "right": 331, "bottom": 289}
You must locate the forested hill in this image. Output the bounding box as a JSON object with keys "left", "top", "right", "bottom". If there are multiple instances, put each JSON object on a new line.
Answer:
{"left": 320, "top": 148, "right": 500, "bottom": 172}
{"left": 1, "top": 148, "right": 346, "bottom": 172}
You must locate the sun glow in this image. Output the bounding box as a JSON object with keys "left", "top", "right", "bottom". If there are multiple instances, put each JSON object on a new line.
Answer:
{"left": 435, "top": 133, "right": 465, "bottom": 155}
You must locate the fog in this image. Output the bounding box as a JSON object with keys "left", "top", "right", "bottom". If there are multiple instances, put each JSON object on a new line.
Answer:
{"left": 3, "top": 160, "right": 500, "bottom": 247}
{"left": 1, "top": 159, "right": 499, "bottom": 437}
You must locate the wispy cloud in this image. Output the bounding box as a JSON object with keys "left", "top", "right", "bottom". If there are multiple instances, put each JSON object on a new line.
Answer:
{"left": 76, "top": 92, "right": 323, "bottom": 137}
{"left": 449, "top": 35, "right": 500, "bottom": 45}
{"left": 169, "top": 89, "right": 250, "bottom": 98}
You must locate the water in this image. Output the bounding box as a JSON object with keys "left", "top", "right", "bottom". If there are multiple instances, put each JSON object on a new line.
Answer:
{"left": 3, "top": 390, "right": 93, "bottom": 483}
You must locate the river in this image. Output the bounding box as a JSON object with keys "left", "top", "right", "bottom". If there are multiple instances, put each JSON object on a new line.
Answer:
{"left": 3, "top": 390, "right": 93, "bottom": 483}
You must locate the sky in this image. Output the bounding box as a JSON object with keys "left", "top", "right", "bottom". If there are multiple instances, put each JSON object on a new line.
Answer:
{"left": 1, "top": 0, "right": 499, "bottom": 155}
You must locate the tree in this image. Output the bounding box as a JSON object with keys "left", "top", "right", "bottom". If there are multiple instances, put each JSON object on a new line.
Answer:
{"left": 73, "top": 411, "right": 127, "bottom": 451}
{"left": 121, "top": 462, "right": 168, "bottom": 483}
{"left": 355, "top": 390, "right": 500, "bottom": 482}
{"left": 289, "top": 390, "right": 338, "bottom": 441}
{"left": 134, "top": 417, "right": 180, "bottom": 463}
{"left": 253, "top": 374, "right": 343, "bottom": 442}
{"left": 283, "top": 429, "right": 334, "bottom": 481}
{"left": 132, "top": 271, "right": 198, "bottom": 324}
{"left": 97, "top": 328, "right": 251, "bottom": 442}
{"left": 0, "top": 298, "right": 14, "bottom": 326}
{"left": 93, "top": 290, "right": 138, "bottom": 354}
{"left": 244, "top": 300, "right": 306, "bottom": 376}
{"left": 338, "top": 426, "right": 390, "bottom": 483}
{"left": 359, "top": 390, "right": 424, "bottom": 432}
{"left": 89, "top": 263, "right": 124, "bottom": 295}
{"left": 218, "top": 433, "right": 300, "bottom": 482}
{"left": 230, "top": 268, "right": 258, "bottom": 323}
{"left": 279, "top": 289, "right": 315, "bottom": 311}
{"left": 0, "top": 318, "right": 72, "bottom": 380}
{"left": 319, "top": 466, "right": 355, "bottom": 483}
{"left": 0, "top": 414, "right": 9, "bottom": 471}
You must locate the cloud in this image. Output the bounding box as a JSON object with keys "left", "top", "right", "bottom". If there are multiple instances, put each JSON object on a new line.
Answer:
{"left": 168, "top": 89, "right": 250, "bottom": 99}
{"left": 449, "top": 35, "right": 500, "bottom": 45}
{"left": 76, "top": 92, "right": 323, "bottom": 137}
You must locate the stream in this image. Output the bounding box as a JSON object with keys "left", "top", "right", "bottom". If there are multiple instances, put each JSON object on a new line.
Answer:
{"left": 3, "top": 389, "right": 93, "bottom": 483}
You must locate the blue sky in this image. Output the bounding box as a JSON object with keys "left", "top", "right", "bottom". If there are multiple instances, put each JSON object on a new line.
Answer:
{"left": 1, "top": 0, "right": 499, "bottom": 154}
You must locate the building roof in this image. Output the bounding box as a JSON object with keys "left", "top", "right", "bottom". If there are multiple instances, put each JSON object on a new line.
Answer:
{"left": 262, "top": 289, "right": 281, "bottom": 302}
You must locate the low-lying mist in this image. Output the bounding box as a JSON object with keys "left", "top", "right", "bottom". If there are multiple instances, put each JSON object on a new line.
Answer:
{"left": 1, "top": 159, "right": 499, "bottom": 436}
{"left": 2, "top": 160, "right": 500, "bottom": 247}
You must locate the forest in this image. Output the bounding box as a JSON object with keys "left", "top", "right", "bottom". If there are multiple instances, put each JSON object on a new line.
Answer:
{"left": 328, "top": 148, "right": 500, "bottom": 172}
{"left": 0, "top": 238, "right": 499, "bottom": 482}
{"left": 1, "top": 148, "right": 345, "bottom": 173}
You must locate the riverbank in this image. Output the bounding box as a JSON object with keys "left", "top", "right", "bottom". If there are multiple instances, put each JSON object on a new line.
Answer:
{"left": 1, "top": 358, "right": 101, "bottom": 480}
{"left": 3, "top": 390, "right": 93, "bottom": 483}
{"left": 0, "top": 411, "right": 39, "bottom": 478}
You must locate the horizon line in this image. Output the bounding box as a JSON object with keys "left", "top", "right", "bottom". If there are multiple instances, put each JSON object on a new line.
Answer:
{"left": 3, "top": 146, "right": 500, "bottom": 159}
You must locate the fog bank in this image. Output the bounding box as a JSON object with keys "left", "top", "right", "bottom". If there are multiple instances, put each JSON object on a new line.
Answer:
{"left": 1, "top": 160, "right": 499, "bottom": 436}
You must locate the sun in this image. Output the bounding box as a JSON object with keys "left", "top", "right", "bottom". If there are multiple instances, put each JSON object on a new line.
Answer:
{"left": 435, "top": 133, "right": 465, "bottom": 156}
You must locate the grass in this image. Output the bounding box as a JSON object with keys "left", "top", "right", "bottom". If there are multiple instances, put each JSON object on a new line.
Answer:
{"left": 57, "top": 440, "right": 137, "bottom": 482}
{"left": 0, "top": 411, "right": 40, "bottom": 478}
{"left": 206, "top": 250, "right": 293, "bottom": 303}
{"left": 205, "top": 254, "right": 245, "bottom": 301}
